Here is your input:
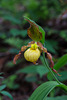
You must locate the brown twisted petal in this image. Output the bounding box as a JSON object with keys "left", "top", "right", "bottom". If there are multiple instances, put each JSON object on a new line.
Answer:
{"left": 52, "top": 69, "right": 61, "bottom": 76}
{"left": 47, "top": 53, "right": 52, "bottom": 60}
{"left": 50, "top": 60, "right": 54, "bottom": 69}
{"left": 21, "top": 46, "right": 28, "bottom": 51}
{"left": 50, "top": 59, "right": 61, "bottom": 76}
{"left": 13, "top": 45, "right": 29, "bottom": 64}
{"left": 37, "top": 42, "right": 47, "bottom": 53}
{"left": 47, "top": 52, "right": 61, "bottom": 76}
{"left": 43, "top": 47, "right": 47, "bottom": 53}
{"left": 13, "top": 52, "right": 21, "bottom": 64}
{"left": 50, "top": 55, "right": 61, "bottom": 76}
{"left": 37, "top": 42, "right": 43, "bottom": 49}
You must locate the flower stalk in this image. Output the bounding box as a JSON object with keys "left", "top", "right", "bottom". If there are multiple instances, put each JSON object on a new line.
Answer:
{"left": 43, "top": 52, "right": 60, "bottom": 84}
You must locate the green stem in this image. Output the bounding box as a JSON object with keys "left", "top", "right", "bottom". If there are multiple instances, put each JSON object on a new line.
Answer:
{"left": 43, "top": 52, "right": 60, "bottom": 84}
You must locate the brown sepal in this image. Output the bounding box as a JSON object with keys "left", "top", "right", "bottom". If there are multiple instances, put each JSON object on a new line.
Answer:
{"left": 13, "top": 52, "right": 21, "bottom": 64}
{"left": 37, "top": 42, "right": 47, "bottom": 53}
{"left": 43, "top": 47, "right": 47, "bottom": 53}
{"left": 50, "top": 60, "right": 54, "bottom": 69}
{"left": 47, "top": 53, "right": 52, "bottom": 60}
{"left": 21, "top": 46, "right": 28, "bottom": 51}
{"left": 52, "top": 69, "right": 61, "bottom": 76}
{"left": 47, "top": 52, "right": 61, "bottom": 76}
{"left": 13, "top": 45, "right": 29, "bottom": 64}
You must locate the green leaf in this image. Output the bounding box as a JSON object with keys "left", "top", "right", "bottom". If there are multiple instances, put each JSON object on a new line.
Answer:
{"left": 47, "top": 95, "right": 67, "bottom": 100}
{"left": 45, "top": 40, "right": 58, "bottom": 54}
{"left": 5, "top": 61, "right": 14, "bottom": 68}
{"left": 47, "top": 72, "right": 53, "bottom": 81}
{"left": 39, "top": 26, "right": 45, "bottom": 44}
{"left": 36, "top": 65, "right": 49, "bottom": 77}
{"left": 0, "top": 85, "right": 6, "bottom": 91}
{"left": 1, "top": 91, "right": 13, "bottom": 100}
{"left": 58, "top": 83, "right": 67, "bottom": 92}
{"left": 16, "top": 65, "right": 49, "bottom": 77}
{"left": 54, "top": 54, "right": 67, "bottom": 70}
{"left": 25, "top": 74, "right": 37, "bottom": 82}
{"left": 29, "top": 81, "right": 59, "bottom": 100}
{"left": 5, "top": 38, "right": 23, "bottom": 49}
{"left": 60, "top": 30, "right": 67, "bottom": 41}
{"left": 57, "top": 71, "right": 67, "bottom": 82}
{"left": 47, "top": 71, "right": 67, "bottom": 82}
{"left": 29, "top": 81, "right": 67, "bottom": 100}
{"left": 0, "top": 76, "right": 3, "bottom": 79}
{"left": 24, "top": 16, "right": 45, "bottom": 43}
{"left": 2, "top": 75, "right": 19, "bottom": 89}
{"left": 4, "top": 38, "right": 30, "bottom": 49}
{"left": 0, "top": 33, "right": 6, "bottom": 39}
{"left": 3, "top": 15, "right": 21, "bottom": 24}
{"left": 10, "top": 29, "right": 27, "bottom": 38}
{"left": 8, "top": 48, "right": 19, "bottom": 54}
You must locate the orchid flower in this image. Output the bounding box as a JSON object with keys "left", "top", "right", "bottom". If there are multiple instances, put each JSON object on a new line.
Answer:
{"left": 13, "top": 17, "right": 60, "bottom": 76}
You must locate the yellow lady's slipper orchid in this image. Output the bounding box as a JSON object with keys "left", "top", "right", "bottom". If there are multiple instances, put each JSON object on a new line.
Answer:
{"left": 13, "top": 41, "right": 60, "bottom": 76}
{"left": 24, "top": 43, "right": 40, "bottom": 62}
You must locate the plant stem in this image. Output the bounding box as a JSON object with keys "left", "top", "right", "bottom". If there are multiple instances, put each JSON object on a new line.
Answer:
{"left": 43, "top": 52, "right": 60, "bottom": 84}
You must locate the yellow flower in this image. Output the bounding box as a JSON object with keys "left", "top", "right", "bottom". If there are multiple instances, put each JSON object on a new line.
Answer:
{"left": 24, "top": 45, "right": 40, "bottom": 62}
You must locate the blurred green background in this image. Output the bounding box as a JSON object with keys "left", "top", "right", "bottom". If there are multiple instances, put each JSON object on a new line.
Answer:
{"left": 0, "top": 0, "right": 67, "bottom": 100}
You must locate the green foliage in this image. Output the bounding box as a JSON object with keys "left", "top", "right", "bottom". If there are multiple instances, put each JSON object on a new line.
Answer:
{"left": 3, "top": 75, "right": 19, "bottom": 89}
{"left": 0, "top": 72, "right": 4, "bottom": 79}
{"left": 54, "top": 54, "right": 67, "bottom": 70}
{"left": 29, "top": 81, "right": 59, "bottom": 100}
{"left": 5, "top": 37, "right": 30, "bottom": 49}
{"left": 0, "top": 0, "right": 18, "bottom": 12}
{"left": 60, "top": 30, "right": 67, "bottom": 41}
{"left": 1, "top": 91, "right": 13, "bottom": 100}
{"left": 10, "top": 29, "right": 27, "bottom": 38}
{"left": 57, "top": 71, "right": 67, "bottom": 82}
{"left": 5, "top": 61, "right": 15, "bottom": 68}
{"left": 16, "top": 65, "right": 49, "bottom": 78}
{"left": 0, "top": 84, "right": 13, "bottom": 100}
{"left": 29, "top": 81, "right": 67, "bottom": 100}
{"left": 47, "top": 95, "right": 67, "bottom": 100}
{"left": 5, "top": 38, "right": 23, "bottom": 49}
{"left": 39, "top": 25, "right": 45, "bottom": 44}
{"left": 22, "top": 0, "right": 66, "bottom": 20}
{"left": 45, "top": 40, "right": 58, "bottom": 54}
{"left": 0, "top": 85, "right": 6, "bottom": 91}
{"left": 3, "top": 15, "right": 21, "bottom": 24}
{"left": 0, "top": 33, "right": 6, "bottom": 39}
{"left": 0, "top": 0, "right": 66, "bottom": 21}
{"left": 47, "top": 71, "right": 67, "bottom": 82}
{"left": 8, "top": 48, "right": 19, "bottom": 54}
{"left": 25, "top": 74, "right": 37, "bottom": 82}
